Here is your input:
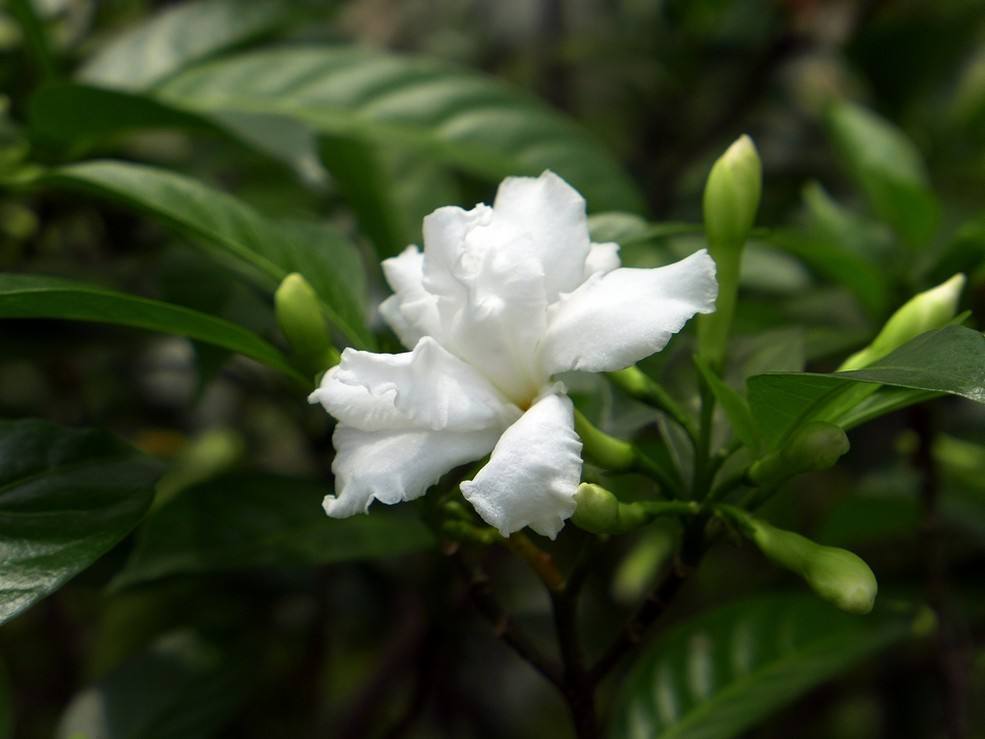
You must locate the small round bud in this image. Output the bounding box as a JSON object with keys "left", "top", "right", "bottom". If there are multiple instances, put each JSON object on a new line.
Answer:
{"left": 840, "top": 273, "right": 965, "bottom": 371}
{"left": 275, "top": 273, "right": 340, "bottom": 374}
{"left": 703, "top": 134, "right": 762, "bottom": 251}
{"left": 573, "top": 483, "right": 638, "bottom": 534}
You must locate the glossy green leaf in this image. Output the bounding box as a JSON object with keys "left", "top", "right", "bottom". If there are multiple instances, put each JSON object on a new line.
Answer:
{"left": 826, "top": 101, "right": 938, "bottom": 247}
{"left": 748, "top": 326, "right": 985, "bottom": 446}
{"left": 42, "top": 160, "right": 371, "bottom": 348}
{"left": 611, "top": 593, "right": 918, "bottom": 739}
{"left": 0, "top": 419, "right": 162, "bottom": 625}
{"left": 114, "top": 474, "right": 435, "bottom": 587}
{"left": 156, "top": 46, "right": 644, "bottom": 212}
{"left": 0, "top": 273, "right": 304, "bottom": 383}
{"left": 78, "top": 0, "right": 296, "bottom": 91}
{"left": 57, "top": 632, "right": 248, "bottom": 739}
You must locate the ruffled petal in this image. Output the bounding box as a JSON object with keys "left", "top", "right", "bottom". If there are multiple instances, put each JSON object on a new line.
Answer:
{"left": 379, "top": 246, "right": 440, "bottom": 349}
{"left": 325, "top": 425, "right": 501, "bottom": 517}
{"left": 420, "top": 204, "right": 550, "bottom": 405}
{"left": 493, "top": 171, "right": 592, "bottom": 299}
{"left": 308, "top": 337, "right": 518, "bottom": 432}
{"left": 584, "top": 242, "right": 621, "bottom": 278}
{"left": 461, "top": 392, "right": 582, "bottom": 539}
{"left": 541, "top": 249, "right": 718, "bottom": 375}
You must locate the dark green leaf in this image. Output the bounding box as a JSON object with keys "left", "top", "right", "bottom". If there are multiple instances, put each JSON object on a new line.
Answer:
{"left": 826, "top": 101, "right": 938, "bottom": 247}
{"left": 156, "top": 46, "right": 644, "bottom": 212}
{"left": 57, "top": 632, "right": 248, "bottom": 739}
{"left": 0, "top": 273, "right": 304, "bottom": 383}
{"left": 78, "top": 0, "right": 296, "bottom": 91}
{"left": 748, "top": 326, "right": 985, "bottom": 446}
{"left": 319, "top": 135, "right": 459, "bottom": 259}
{"left": 766, "top": 227, "right": 889, "bottom": 317}
{"left": 42, "top": 160, "right": 371, "bottom": 348}
{"left": 0, "top": 419, "right": 162, "bottom": 625}
{"left": 695, "top": 358, "right": 761, "bottom": 451}
{"left": 29, "top": 83, "right": 219, "bottom": 144}
{"left": 611, "top": 593, "right": 917, "bottom": 739}
{"left": 114, "top": 473, "right": 435, "bottom": 587}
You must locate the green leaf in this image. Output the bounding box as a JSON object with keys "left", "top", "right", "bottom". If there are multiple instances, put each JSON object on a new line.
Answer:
{"left": 41, "top": 160, "right": 371, "bottom": 348}
{"left": 56, "top": 632, "right": 248, "bottom": 739}
{"left": 319, "top": 136, "right": 460, "bottom": 259}
{"left": 29, "top": 83, "right": 219, "bottom": 144}
{"left": 610, "top": 593, "right": 918, "bottom": 739}
{"left": 156, "top": 46, "right": 644, "bottom": 213}
{"left": 78, "top": 0, "right": 297, "bottom": 91}
{"left": 695, "top": 358, "right": 761, "bottom": 451}
{"left": 0, "top": 419, "right": 162, "bottom": 625}
{"left": 0, "top": 273, "right": 304, "bottom": 383}
{"left": 826, "top": 101, "right": 938, "bottom": 247}
{"left": 28, "top": 85, "right": 326, "bottom": 186}
{"left": 114, "top": 473, "right": 435, "bottom": 587}
{"left": 748, "top": 326, "right": 985, "bottom": 446}
{"left": 765, "top": 227, "right": 889, "bottom": 318}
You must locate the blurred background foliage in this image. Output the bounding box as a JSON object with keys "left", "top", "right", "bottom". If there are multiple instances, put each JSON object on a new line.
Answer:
{"left": 1, "top": 0, "right": 984, "bottom": 737}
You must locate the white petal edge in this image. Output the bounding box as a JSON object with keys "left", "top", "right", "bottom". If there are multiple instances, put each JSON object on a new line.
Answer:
{"left": 308, "top": 337, "right": 518, "bottom": 433}
{"left": 493, "top": 170, "right": 592, "bottom": 299}
{"left": 584, "top": 241, "right": 621, "bottom": 278}
{"left": 325, "top": 424, "right": 501, "bottom": 517}
{"left": 461, "top": 392, "right": 583, "bottom": 539}
{"left": 540, "top": 249, "right": 718, "bottom": 375}
{"left": 379, "top": 246, "right": 440, "bottom": 349}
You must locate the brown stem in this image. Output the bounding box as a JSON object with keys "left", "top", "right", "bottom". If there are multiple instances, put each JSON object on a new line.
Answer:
{"left": 450, "top": 547, "right": 564, "bottom": 689}
{"left": 590, "top": 519, "right": 706, "bottom": 680}
{"left": 551, "top": 585, "right": 598, "bottom": 739}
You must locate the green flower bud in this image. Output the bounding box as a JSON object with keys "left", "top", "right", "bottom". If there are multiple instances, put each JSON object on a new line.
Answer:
{"left": 703, "top": 134, "right": 763, "bottom": 251}
{"left": 572, "top": 483, "right": 698, "bottom": 535}
{"left": 719, "top": 506, "right": 877, "bottom": 614}
{"left": 698, "top": 135, "right": 762, "bottom": 367}
{"left": 840, "top": 274, "right": 966, "bottom": 371}
{"left": 748, "top": 421, "right": 850, "bottom": 488}
{"left": 275, "top": 273, "right": 340, "bottom": 375}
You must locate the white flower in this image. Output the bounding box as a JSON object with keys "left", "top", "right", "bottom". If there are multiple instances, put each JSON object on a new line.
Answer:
{"left": 310, "top": 172, "right": 717, "bottom": 539}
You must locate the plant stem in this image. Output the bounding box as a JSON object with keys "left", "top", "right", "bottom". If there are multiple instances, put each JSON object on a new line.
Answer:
{"left": 590, "top": 518, "right": 706, "bottom": 680}
{"left": 551, "top": 585, "right": 599, "bottom": 739}
{"left": 450, "top": 549, "right": 564, "bottom": 689}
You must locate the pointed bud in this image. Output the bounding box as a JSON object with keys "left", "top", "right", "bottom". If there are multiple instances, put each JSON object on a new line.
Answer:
{"left": 840, "top": 274, "right": 966, "bottom": 371}
{"left": 275, "top": 273, "right": 340, "bottom": 375}
{"left": 748, "top": 421, "right": 850, "bottom": 488}
{"left": 719, "top": 506, "right": 877, "bottom": 614}
{"left": 703, "top": 134, "right": 763, "bottom": 251}
{"left": 698, "top": 135, "right": 762, "bottom": 366}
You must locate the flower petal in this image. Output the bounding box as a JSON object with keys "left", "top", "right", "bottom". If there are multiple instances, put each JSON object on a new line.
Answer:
{"left": 541, "top": 249, "right": 718, "bottom": 374}
{"left": 309, "top": 337, "right": 518, "bottom": 432}
{"left": 461, "top": 392, "right": 582, "bottom": 539}
{"left": 493, "top": 171, "right": 592, "bottom": 299}
{"left": 420, "top": 204, "right": 550, "bottom": 405}
{"left": 584, "top": 242, "right": 621, "bottom": 278}
{"left": 326, "top": 424, "right": 501, "bottom": 517}
{"left": 379, "top": 246, "right": 440, "bottom": 349}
